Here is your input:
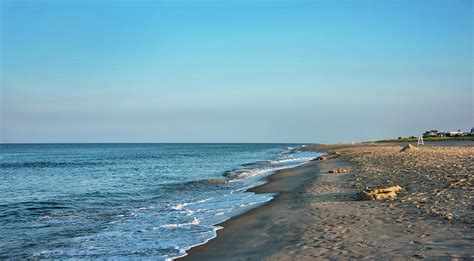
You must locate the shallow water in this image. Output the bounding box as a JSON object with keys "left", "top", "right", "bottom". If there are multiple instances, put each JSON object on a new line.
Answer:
{"left": 0, "top": 143, "right": 319, "bottom": 259}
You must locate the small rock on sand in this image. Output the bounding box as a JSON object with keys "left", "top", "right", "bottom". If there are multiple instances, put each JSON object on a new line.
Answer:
{"left": 388, "top": 203, "right": 399, "bottom": 208}
{"left": 328, "top": 168, "right": 351, "bottom": 174}
{"left": 313, "top": 156, "right": 329, "bottom": 161}
{"left": 400, "top": 144, "right": 418, "bottom": 152}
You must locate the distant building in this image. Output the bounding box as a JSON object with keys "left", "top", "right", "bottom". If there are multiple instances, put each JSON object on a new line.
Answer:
{"left": 448, "top": 130, "right": 464, "bottom": 137}
{"left": 423, "top": 130, "right": 439, "bottom": 137}
{"left": 418, "top": 128, "right": 474, "bottom": 138}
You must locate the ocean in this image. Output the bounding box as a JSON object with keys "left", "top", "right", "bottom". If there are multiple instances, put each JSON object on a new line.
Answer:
{"left": 0, "top": 143, "right": 320, "bottom": 259}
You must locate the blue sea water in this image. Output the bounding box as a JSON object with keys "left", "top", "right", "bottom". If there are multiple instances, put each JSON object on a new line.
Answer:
{"left": 0, "top": 143, "right": 319, "bottom": 259}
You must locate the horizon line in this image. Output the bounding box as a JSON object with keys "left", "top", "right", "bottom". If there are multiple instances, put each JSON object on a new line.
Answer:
{"left": 0, "top": 142, "right": 322, "bottom": 145}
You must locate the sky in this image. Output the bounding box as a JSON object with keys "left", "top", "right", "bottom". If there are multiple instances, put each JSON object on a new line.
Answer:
{"left": 0, "top": 0, "right": 472, "bottom": 143}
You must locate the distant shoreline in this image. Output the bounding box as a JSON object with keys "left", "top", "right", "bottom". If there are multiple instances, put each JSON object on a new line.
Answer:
{"left": 183, "top": 141, "right": 473, "bottom": 260}
{"left": 372, "top": 136, "right": 474, "bottom": 143}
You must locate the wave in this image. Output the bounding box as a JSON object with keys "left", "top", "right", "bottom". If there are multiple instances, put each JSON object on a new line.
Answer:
{"left": 158, "top": 217, "right": 201, "bottom": 229}
{"left": 171, "top": 197, "right": 214, "bottom": 211}
{"left": 279, "top": 147, "right": 295, "bottom": 155}
{"left": 241, "top": 160, "right": 268, "bottom": 167}
{"left": 0, "top": 161, "right": 102, "bottom": 169}
{"left": 224, "top": 151, "right": 319, "bottom": 180}
{"left": 268, "top": 156, "right": 314, "bottom": 164}
{"left": 1, "top": 144, "right": 318, "bottom": 260}
{"left": 168, "top": 225, "right": 223, "bottom": 261}
{"left": 225, "top": 164, "right": 297, "bottom": 180}
{"left": 0, "top": 201, "right": 71, "bottom": 218}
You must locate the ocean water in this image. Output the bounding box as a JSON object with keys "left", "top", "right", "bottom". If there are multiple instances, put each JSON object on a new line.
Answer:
{"left": 0, "top": 143, "right": 319, "bottom": 259}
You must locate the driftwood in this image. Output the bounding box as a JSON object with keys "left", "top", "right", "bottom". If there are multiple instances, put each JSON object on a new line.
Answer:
{"left": 359, "top": 185, "right": 404, "bottom": 201}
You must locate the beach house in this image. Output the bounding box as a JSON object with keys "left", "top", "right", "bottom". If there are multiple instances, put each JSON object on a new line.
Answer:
{"left": 423, "top": 130, "right": 439, "bottom": 137}
{"left": 448, "top": 130, "right": 464, "bottom": 137}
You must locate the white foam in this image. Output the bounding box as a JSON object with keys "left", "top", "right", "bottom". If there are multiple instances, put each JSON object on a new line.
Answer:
{"left": 269, "top": 156, "right": 314, "bottom": 164}
{"left": 239, "top": 201, "right": 262, "bottom": 208}
{"left": 171, "top": 203, "right": 189, "bottom": 210}
{"left": 171, "top": 197, "right": 214, "bottom": 210}
{"left": 226, "top": 151, "right": 320, "bottom": 181}
{"left": 167, "top": 225, "right": 223, "bottom": 261}
{"left": 159, "top": 217, "right": 201, "bottom": 229}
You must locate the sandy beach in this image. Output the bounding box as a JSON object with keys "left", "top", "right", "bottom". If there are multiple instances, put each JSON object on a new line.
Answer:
{"left": 183, "top": 142, "right": 474, "bottom": 260}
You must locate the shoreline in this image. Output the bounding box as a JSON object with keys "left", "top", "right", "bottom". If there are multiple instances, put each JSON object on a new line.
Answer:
{"left": 183, "top": 142, "right": 473, "bottom": 260}
{"left": 182, "top": 154, "right": 327, "bottom": 260}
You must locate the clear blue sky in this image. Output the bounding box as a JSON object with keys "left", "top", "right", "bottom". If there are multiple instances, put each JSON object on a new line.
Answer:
{"left": 1, "top": 0, "right": 472, "bottom": 143}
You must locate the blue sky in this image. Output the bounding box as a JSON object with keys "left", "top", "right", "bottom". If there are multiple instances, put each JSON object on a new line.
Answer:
{"left": 1, "top": 0, "right": 472, "bottom": 143}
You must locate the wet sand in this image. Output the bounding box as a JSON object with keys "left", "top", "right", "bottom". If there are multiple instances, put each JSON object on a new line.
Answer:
{"left": 183, "top": 142, "right": 474, "bottom": 260}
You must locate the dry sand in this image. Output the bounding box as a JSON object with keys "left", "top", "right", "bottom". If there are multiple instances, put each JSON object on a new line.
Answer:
{"left": 183, "top": 142, "right": 474, "bottom": 260}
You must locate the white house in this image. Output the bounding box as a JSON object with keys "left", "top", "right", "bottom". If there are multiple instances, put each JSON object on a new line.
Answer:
{"left": 448, "top": 130, "right": 464, "bottom": 137}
